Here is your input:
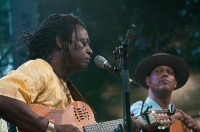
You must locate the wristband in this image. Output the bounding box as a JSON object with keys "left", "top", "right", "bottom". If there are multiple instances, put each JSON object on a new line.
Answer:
{"left": 45, "top": 121, "right": 54, "bottom": 132}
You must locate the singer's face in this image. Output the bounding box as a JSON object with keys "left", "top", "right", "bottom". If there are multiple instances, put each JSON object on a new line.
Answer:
{"left": 66, "top": 24, "right": 93, "bottom": 73}
{"left": 145, "top": 66, "right": 177, "bottom": 93}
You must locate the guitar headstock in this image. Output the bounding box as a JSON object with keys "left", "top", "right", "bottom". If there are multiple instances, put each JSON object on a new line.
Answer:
{"left": 148, "top": 109, "right": 175, "bottom": 130}
{"left": 134, "top": 103, "right": 176, "bottom": 130}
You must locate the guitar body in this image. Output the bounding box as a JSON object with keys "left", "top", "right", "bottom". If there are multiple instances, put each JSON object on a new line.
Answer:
{"left": 29, "top": 101, "right": 96, "bottom": 132}
{"left": 170, "top": 119, "right": 191, "bottom": 132}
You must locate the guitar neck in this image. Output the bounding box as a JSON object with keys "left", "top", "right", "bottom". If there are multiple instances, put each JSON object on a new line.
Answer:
{"left": 83, "top": 112, "right": 161, "bottom": 132}
{"left": 83, "top": 114, "right": 153, "bottom": 132}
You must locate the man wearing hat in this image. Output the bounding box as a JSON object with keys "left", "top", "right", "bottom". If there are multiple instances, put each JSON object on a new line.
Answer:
{"left": 130, "top": 53, "right": 200, "bottom": 132}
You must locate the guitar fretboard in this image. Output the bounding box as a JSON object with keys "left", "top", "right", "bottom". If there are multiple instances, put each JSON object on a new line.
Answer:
{"left": 83, "top": 114, "right": 149, "bottom": 132}
{"left": 83, "top": 119, "right": 123, "bottom": 132}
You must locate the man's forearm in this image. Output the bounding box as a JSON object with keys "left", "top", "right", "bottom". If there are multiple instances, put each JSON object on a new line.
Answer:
{"left": 0, "top": 95, "right": 49, "bottom": 132}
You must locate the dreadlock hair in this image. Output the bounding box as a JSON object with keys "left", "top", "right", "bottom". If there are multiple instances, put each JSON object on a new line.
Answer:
{"left": 15, "top": 14, "right": 86, "bottom": 71}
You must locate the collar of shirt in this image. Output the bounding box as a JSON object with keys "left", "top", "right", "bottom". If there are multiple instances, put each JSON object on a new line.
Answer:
{"left": 145, "top": 96, "right": 163, "bottom": 110}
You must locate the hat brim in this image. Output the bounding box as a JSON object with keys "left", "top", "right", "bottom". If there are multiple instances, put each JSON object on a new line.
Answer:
{"left": 135, "top": 54, "right": 189, "bottom": 90}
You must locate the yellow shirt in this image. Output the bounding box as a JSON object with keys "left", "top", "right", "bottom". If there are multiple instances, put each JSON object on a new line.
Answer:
{"left": 0, "top": 59, "right": 74, "bottom": 110}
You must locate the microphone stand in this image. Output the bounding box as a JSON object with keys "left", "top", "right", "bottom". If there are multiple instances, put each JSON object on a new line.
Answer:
{"left": 113, "top": 29, "right": 134, "bottom": 132}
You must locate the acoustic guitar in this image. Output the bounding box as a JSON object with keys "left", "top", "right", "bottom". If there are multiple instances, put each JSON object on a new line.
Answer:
{"left": 20, "top": 101, "right": 190, "bottom": 132}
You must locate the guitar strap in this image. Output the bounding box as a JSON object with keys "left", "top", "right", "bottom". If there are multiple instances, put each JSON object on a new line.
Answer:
{"left": 8, "top": 123, "right": 17, "bottom": 132}
{"left": 140, "top": 101, "right": 145, "bottom": 115}
{"left": 67, "top": 80, "right": 97, "bottom": 116}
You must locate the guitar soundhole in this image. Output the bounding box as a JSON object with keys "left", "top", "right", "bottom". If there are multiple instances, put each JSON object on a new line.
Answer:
{"left": 74, "top": 106, "right": 90, "bottom": 122}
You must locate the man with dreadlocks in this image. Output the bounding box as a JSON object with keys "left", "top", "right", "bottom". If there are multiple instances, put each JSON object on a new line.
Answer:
{"left": 0, "top": 14, "right": 140, "bottom": 132}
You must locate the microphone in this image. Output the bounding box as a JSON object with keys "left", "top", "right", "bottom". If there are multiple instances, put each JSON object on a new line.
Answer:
{"left": 94, "top": 55, "right": 139, "bottom": 87}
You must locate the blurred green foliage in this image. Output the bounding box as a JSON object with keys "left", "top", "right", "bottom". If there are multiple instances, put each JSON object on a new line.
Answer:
{"left": 0, "top": 0, "right": 13, "bottom": 77}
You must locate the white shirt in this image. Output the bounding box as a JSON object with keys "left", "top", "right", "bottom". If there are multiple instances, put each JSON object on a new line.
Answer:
{"left": 0, "top": 118, "right": 8, "bottom": 132}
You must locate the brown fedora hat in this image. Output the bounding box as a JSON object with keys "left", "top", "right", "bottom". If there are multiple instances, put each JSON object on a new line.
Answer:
{"left": 135, "top": 53, "right": 189, "bottom": 90}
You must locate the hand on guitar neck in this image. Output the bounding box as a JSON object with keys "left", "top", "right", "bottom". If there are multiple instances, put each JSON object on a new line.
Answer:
{"left": 133, "top": 103, "right": 184, "bottom": 132}
{"left": 174, "top": 109, "right": 200, "bottom": 132}
{"left": 134, "top": 109, "right": 176, "bottom": 132}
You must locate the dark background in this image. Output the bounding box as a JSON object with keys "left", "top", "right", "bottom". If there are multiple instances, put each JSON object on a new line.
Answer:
{"left": 1, "top": 0, "right": 200, "bottom": 123}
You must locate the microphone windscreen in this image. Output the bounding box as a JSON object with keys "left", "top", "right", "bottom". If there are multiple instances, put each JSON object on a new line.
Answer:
{"left": 94, "top": 55, "right": 107, "bottom": 68}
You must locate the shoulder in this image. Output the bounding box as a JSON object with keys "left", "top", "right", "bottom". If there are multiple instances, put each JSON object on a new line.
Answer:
{"left": 130, "top": 101, "right": 144, "bottom": 116}
{"left": 19, "top": 59, "right": 52, "bottom": 72}
{"left": 22, "top": 59, "right": 51, "bottom": 68}
{"left": 16, "top": 59, "right": 54, "bottom": 80}
{"left": 131, "top": 101, "right": 144, "bottom": 109}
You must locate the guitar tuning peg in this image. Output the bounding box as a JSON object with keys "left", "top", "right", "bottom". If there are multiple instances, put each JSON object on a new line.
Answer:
{"left": 158, "top": 126, "right": 162, "bottom": 130}
{"left": 168, "top": 103, "right": 176, "bottom": 115}
{"left": 158, "top": 125, "right": 166, "bottom": 130}
{"left": 162, "top": 126, "right": 166, "bottom": 130}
